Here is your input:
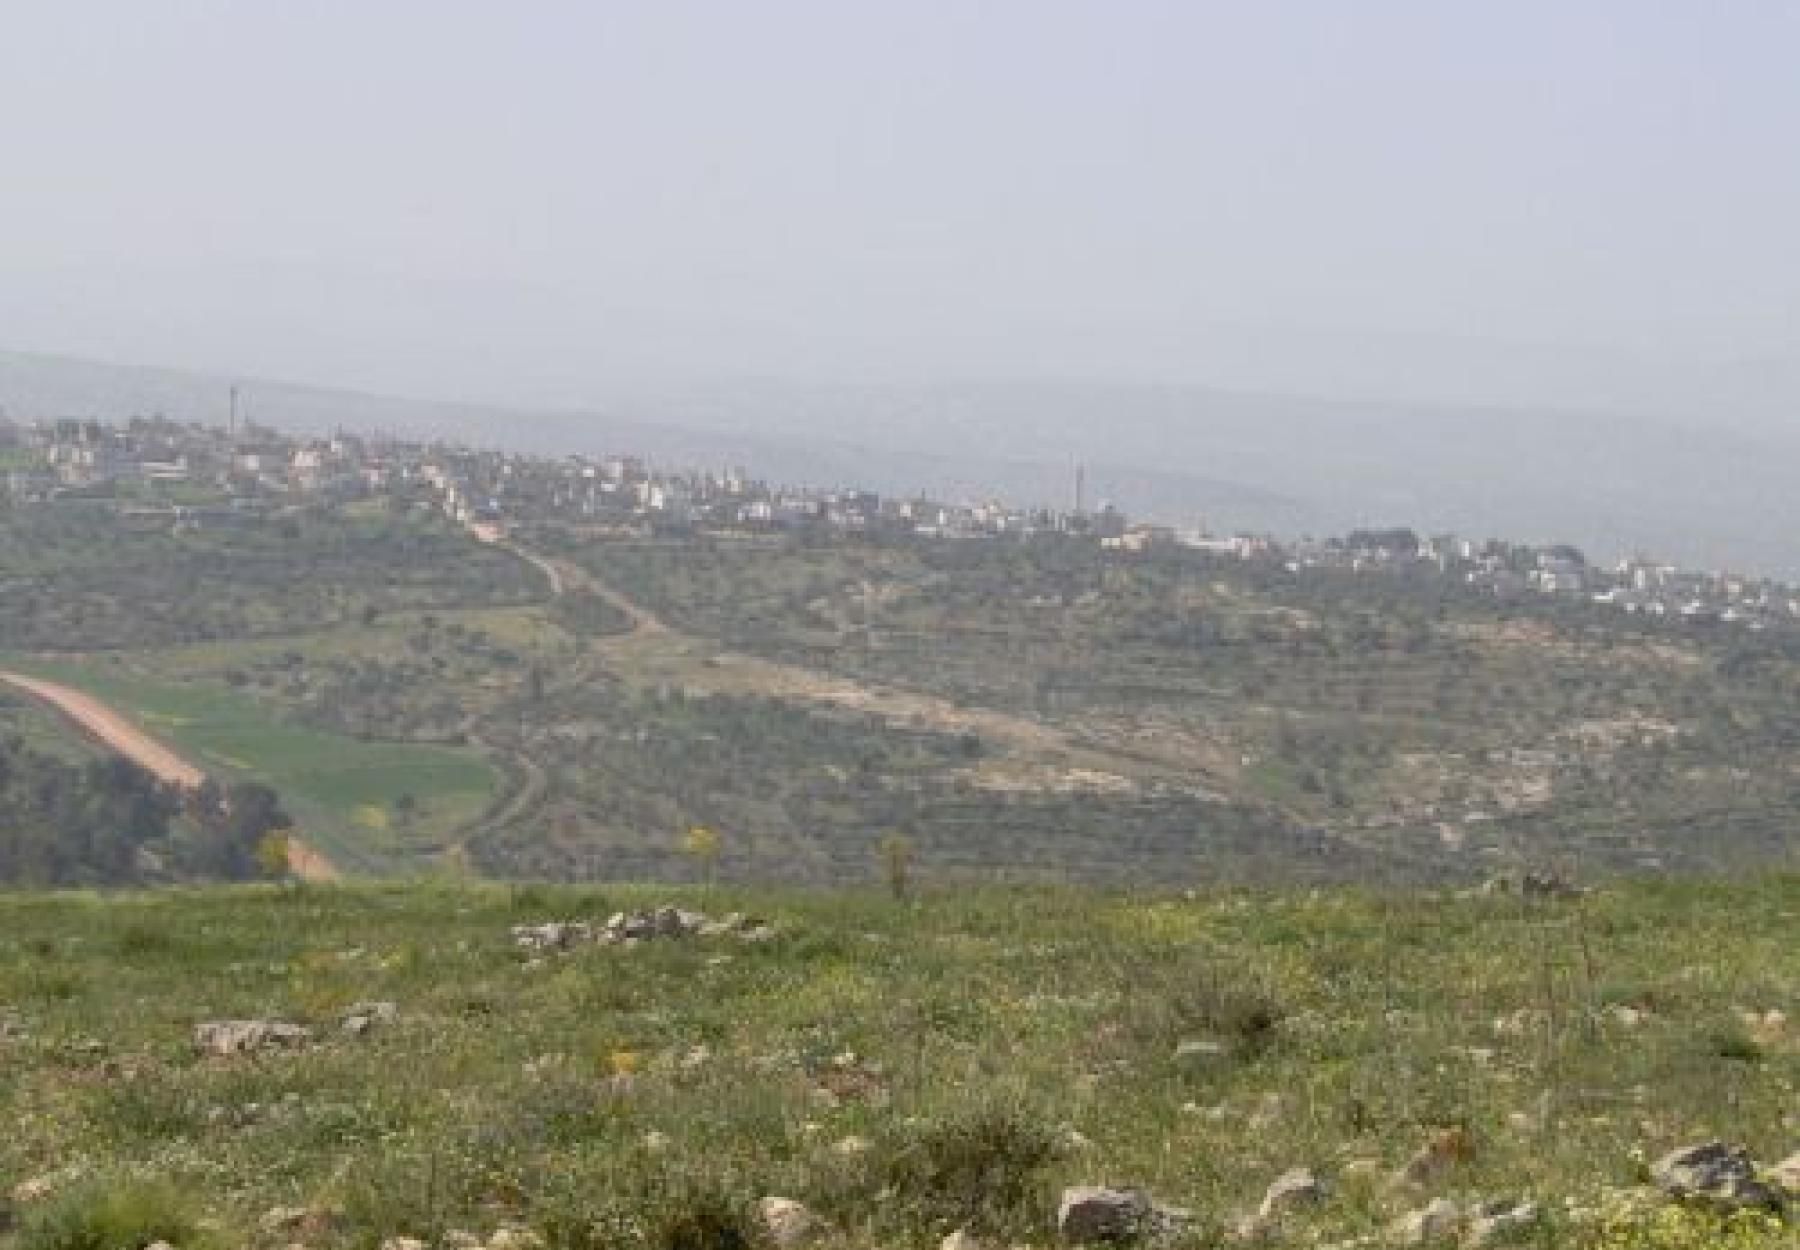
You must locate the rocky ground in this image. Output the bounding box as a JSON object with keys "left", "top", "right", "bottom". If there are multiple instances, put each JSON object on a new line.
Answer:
{"left": 4, "top": 881, "right": 1800, "bottom": 1249}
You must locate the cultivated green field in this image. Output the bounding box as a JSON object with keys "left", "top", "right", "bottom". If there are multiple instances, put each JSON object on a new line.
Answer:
{"left": 2, "top": 880, "right": 1798, "bottom": 1249}
{"left": 0, "top": 658, "right": 498, "bottom": 873}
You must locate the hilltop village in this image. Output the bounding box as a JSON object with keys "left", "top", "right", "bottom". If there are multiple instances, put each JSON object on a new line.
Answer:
{"left": 5, "top": 411, "right": 1795, "bottom": 630}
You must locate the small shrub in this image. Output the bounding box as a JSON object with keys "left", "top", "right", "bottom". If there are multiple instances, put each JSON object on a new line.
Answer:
{"left": 94, "top": 1079, "right": 204, "bottom": 1145}
{"left": 108, "top": 922, "right": 174, "bottom": 957}
{"left": 1708, "top": 1027, "right": 1764, "bottom": 1063}
{"left": 1124, "top": 952, "right": 1286, "bottom": 1061}
{"left": 508, "top": 884, "right": 551, "bottom": 913}
{"left": 21, "top": 967, "right": 85, "bottom": 1002}
{"left": 878, "top": 1102, "right": 1060, "bottom": 1237}
{"left": 17, "top": 1178, "right": 208, "bottom": 1250}
{"left": 647, "top": 1180, "right": 761, "bottom": 1250}
{"left": 335, "top": 1147, "right": 481, "bottom": 1243}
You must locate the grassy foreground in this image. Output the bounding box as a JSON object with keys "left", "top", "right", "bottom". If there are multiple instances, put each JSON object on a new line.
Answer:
{"left": 2, "top": 880, "right": 1799, "bottom": 1248}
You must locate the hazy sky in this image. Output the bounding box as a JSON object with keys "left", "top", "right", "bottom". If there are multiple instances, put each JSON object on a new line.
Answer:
{"left": 2, "top": 2, "right": 1796, "bottom": 415}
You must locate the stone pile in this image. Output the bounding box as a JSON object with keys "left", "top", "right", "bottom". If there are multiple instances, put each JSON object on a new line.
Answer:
{"left": 511, "top": 906, "right": 775, "bottom": 952}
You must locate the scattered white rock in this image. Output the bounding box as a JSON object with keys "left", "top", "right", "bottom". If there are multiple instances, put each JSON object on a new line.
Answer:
{"left": 1261, "top": 1167, "right": 1330, "bottom": 1218}
{"left": 194, "top": 1018, "right": 311, "bottom": 1056}
{"left": 513, "top": 908, "right": 776, "bottom": 954}
{"left": 1390, "top": 1197, "right": 1460, "bottom": 1245}
{"left": 831, "top": 1134, "right": 872, "bottom": 1159}
{"left": 258, "top": 1207, "right": 309, "bottom": 1236}
{"left": 1466, "top": 1199, "right": 1540, "bottom": 1246}
{"left": 757, "top": 1196, "right": 826, "bottom": 1248}
{"left": 1768, "top": 1150, "right": 1800, "bottom": 1195}
{"left": 1491, "top": 1009, "right": 1543, "bottom": 1038}
{"left": 11, "top": 1175, "right": 54, "bottom": 1204}
{"left": 1173, "top": 1038, "right": 1229, "bottom": 1068}
{"left": 510, "top": 921, "right": 593, "bottom": 951}
{"left": 340, "top": 1000, "right": 398, "bottom": 1036}
{"left": 379, "top": 1238, "right": 428, "bottom": 1250}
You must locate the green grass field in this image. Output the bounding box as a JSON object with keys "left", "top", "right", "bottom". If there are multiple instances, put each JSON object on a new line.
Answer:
{"left": 0, "top": 657, "right": 499, "bottom": 873}
{"left": 1, "top": 880, "right": 1797, "bottom": 1249}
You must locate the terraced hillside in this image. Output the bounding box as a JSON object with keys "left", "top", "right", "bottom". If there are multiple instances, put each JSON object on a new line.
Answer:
{"left": 535, "top": 527, "right": 1800, "bottom": 880}
{"left": 7, "top": 497, "right": 1800, "bottom": 885}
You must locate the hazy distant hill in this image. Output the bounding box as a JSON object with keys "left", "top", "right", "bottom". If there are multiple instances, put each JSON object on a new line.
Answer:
{"left": 4, "top": 348, "right": 1796, "bottom": 577}
{"left": 0, "top": 349, "right": 1299, "bottom": 529}
{"left": 612, "top": 378, "right": 1800, "bottom": 577}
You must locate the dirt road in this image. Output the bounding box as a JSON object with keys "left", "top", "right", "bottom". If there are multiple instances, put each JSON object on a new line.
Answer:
{"left": 496, "top": 538, "right": 1227, "bottom": 798}
{"left": 499, "top": 539, "right": 566, "bottom": 597}
{"left": 502, "top": 537, "right": 671, "bottom": 636}
{"left": 1, "top": 673, "right": 207, "bottom": 787}
{"left": 0, "top": 671, "right": 340, "bottom": 882}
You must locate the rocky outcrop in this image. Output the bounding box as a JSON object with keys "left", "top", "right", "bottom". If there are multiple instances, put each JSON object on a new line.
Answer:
{"left": 1057, "top": 1185, "right": 1189, "bottom": 1244}
{"left": 340, "top": 1000, "right": 398, "bottom": 1036}
{"left": 194, "top": 1018, "right": 311, "bottom": 1056}
{"left": 1058, "top": 1187, "right": 1152, "bottom": 1244}
{"left": 512, "top": 907, "right": 775, "bottom": 953}
{"left": 1651, "top": 1141, "right": 1783, "bottom": 1210}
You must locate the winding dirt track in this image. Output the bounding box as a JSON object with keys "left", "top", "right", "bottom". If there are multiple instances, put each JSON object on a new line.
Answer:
{"left": 0, "top": 672, "right": 340, "bottom": 882}
{"left": 494, "top": 536, "right": 1233, "bottom": 798}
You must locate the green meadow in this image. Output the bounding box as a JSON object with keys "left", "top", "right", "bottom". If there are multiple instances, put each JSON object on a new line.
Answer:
{"left": 0, "top": 657, "right": 498, "bottom": 873}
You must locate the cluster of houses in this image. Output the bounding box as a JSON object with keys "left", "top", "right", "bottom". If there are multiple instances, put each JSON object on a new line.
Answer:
{"left": 1090, "top": 524, "right": 1800, "bottom": 627}
{"left": 2, "top": 416, "right": 390, "bottom": 502}
{"left": 419, "top": 444, "right": 1139, "bottom": 544}
{"left": 4, "top": 412, "right": 1794, "bottom": 631}
{"left": 1257, "top": 528, "right": 1800, "bottom": 630}
{"left": 0, "top": 414, "right": 1127, "bottom": 543}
